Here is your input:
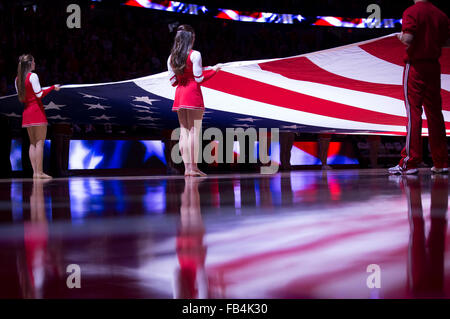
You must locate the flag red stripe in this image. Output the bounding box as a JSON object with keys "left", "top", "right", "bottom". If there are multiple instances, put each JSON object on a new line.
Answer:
{"left": 360, "top": 36, "right": 450, "bottom": 74}
{"left": 258, "top": 55, "right": 450, "bottom": 110}
{"left": 202, "top": 71, "right": 448, "bottom": 129}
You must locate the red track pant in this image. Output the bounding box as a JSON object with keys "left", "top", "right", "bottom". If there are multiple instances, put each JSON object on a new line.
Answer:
{"left": 399, "top": 61, "right": 448, "bottom": 170}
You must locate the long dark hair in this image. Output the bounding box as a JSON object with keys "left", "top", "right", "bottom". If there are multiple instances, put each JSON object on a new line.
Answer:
{"left": 170, "top": 25, "right": 195, "bottom": 75}
{"left": 16, "top": 54, "right": 34, "bottom": 102}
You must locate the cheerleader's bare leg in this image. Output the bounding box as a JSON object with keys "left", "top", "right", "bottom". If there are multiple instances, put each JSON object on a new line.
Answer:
{"left": 27, "top": 127, "right": 38, "bottom": 178}
{"left": 33, "top": 125, "right": 52, "bottom": 179}
{"left": 177, "top": 109, "right": 193, "bottom": 175}
{"left": 187, "top": 109, "right": 206, "bottom": 177}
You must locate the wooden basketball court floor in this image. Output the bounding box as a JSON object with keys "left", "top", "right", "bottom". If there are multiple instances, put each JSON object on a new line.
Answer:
{"left": 0, "top": 169, "right": 449, "bottom": 298}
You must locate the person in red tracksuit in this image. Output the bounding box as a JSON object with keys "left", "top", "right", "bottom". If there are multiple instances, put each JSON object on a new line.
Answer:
{"left": 168, "top": 25, "right": 221, "bottom": 177}
{"left": 15, "top": 54, "right": 60, "bottom": 179}
{"left": 389, "top": 0, "right": 450, "bottom": 175}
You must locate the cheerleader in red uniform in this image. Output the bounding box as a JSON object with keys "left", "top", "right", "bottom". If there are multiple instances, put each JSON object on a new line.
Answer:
{"left": 168, "top": 25, "right": 221, "bottom": 176}
{"left": 15, "top": 54, "right": 60, "bottom": 179}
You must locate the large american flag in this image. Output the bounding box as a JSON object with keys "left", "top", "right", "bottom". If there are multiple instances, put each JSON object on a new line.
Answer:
{"left": 1, "top": 34, "right": 449, "bottom": 135}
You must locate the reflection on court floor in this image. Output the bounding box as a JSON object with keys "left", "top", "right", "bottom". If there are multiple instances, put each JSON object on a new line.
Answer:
{"left": 0, "top": 170, "right": 448, "bottom": 298}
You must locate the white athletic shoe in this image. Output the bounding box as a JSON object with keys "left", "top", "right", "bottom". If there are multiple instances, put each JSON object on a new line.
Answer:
{"left": 431, "top": 167, "right": 449, "bottom": 174}
{"left": 388, "top": 165, "right": 402, "bottom": 175}
{"left": 388, "top": 165, "right": 418, "bottom": 175}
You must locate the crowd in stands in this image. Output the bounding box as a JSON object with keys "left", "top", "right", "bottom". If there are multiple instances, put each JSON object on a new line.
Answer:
{"left": 0, "top": 0, "right": 398, "bottom": 97}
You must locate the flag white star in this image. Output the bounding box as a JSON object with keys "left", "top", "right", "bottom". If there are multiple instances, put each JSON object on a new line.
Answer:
{"left": 136, "top": 116, "right": 160, "bottom": 121}
{"left": 233, "top": 123, "right": 255, "bottom": 128}
{"left": 44, "top": 101, "right": 66, "bottom": 110}
{"left": 135, "top": 109, "right": 156, "bottom": 114}
{"left": 2, "top": 112, "right": 21, "bottom": 118}
{"left": 91, "top": 114, "right": 115, "bottom": 121}
{"left": 47, "top": 115, "right": 70, "bottom": 120}
{"left": 236, "top": 117, "right": 259, "bottom": 123}
{"left": 131, "top": 104, "right": 150, "bottom": 110}
{"left": 84, "top": 103, "right": 111, "bottom": 110}
{"left": 131, "top": 96, "right": 159, "bottom": 105}
{"left": 79, "top": 92, "right": 107, "bottom": 100}
{"left": 280, "top": 125, "right": 304, "bottom": 129}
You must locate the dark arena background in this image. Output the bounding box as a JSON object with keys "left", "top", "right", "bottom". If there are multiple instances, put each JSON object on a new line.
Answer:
{"left": 0, "top": 0, "right": 450, "bottom": 305}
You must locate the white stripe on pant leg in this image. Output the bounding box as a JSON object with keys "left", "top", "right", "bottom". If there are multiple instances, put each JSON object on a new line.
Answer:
{"left": 403, "top": 63, "right": 411, "bottom": 170}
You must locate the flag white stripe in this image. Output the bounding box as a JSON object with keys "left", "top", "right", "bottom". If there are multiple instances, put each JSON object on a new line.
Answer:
{"left": 307, "top": 46, "right": 450, "bottom": 91}
{"left": 224, "top": 64, "right": 450, "bottom": 121}
{"left": 202, "top": 87, "right": 409, "bottom": 132}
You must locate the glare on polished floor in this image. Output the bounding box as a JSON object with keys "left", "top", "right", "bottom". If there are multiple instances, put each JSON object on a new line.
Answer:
{"left": 0, "top": 169, "right": 449, "bottom": 299}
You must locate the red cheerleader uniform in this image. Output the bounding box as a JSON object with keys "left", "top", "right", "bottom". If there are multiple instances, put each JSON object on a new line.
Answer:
{"left": 168, "top": 50, "right": 216, "bottom": 112}
{"left": 175, "top": 226, "right": 206, "bottom": 298}
{"left": 15, "top": 72, "right": 55, "bottom": 128}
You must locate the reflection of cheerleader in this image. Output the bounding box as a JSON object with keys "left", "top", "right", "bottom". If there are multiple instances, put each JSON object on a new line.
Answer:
{"left": 19, "top": 180, "right": 49, "bottom": 298}
{"left": 168, "top": 25, "right": 221, "bottom": 177}
{"left": 17, "top": 180, "right": 64, "bottom": 298}
{"left": 15, "top": 54, "right": 60, "bottom": 179}
{"left": 173, "top": 177, "right": 208, "bottom": 298}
